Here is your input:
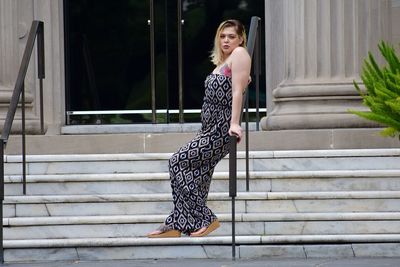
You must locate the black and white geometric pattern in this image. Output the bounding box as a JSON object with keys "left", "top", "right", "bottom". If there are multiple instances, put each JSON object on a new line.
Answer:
{"left": 164, "top": 73, "right": 233, "bottom": 235}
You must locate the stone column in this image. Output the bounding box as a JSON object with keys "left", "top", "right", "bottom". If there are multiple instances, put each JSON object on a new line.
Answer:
{"left": 0, "top": 0, "right": 39, "bottom": 133}
{"left": 0, "top": 0, "right": 65, "bottom": 134}
{"left": 262, "top": 0, "right": 392, "bottom": 130}
{"left": 32, "top": 0, "right": 66, "bottom": 135}
{"left": 0, "top": 0, "right": 19, "bottom": 89}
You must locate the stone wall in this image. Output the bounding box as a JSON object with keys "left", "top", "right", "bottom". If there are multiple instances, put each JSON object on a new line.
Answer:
{"left": 0, "top": 0, "right": 65, "bottom": 135}
{"left": 1, "top": 0, "right": 399, "bottom": 136}
{"left": 262, "top": 0, "right": 392, "bottom": 130}
{"left": 392, "top": 0, "right": 400, "bottom": 46}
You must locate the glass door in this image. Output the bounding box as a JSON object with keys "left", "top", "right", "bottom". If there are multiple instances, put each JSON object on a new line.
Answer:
{"left": 64, "top": 0, "right": 265, "bottom": 125}
{"left": 65, "top": 0, "right": 154, "bottom": 124}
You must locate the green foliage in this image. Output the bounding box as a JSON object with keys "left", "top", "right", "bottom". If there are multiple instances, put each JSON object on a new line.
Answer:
{"left": 350, "top": 41, "right": 400, "bottom": 139}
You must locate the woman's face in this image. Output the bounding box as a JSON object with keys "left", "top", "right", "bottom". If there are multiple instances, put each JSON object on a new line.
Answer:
{"left": 219, "top": 26, "right": 242, "bottom": 58}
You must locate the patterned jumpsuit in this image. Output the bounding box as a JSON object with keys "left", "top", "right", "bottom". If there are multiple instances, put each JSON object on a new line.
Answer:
{"left": 164, "top": 72, "right": 233, "bottom": 235}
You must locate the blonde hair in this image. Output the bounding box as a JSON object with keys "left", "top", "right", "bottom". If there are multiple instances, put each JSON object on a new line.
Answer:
{"left": 210, "top": 19, "right": 247, "bottom": 66}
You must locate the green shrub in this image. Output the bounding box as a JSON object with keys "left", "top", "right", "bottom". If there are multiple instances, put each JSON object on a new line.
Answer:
{"left": 351, "top": 41, "right": 400, "bottom": 139}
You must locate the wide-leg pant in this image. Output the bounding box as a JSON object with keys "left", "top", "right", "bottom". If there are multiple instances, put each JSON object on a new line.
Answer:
{"left": 164, "top": 125, "right": 230, "bottom": 235}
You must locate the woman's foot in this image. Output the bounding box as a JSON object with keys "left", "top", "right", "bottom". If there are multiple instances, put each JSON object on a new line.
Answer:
{"left": 190, "top": 220, "right": 220, "bottom": 237}
{"left": 147, "top": 224, "right": 181, "bottom": 238}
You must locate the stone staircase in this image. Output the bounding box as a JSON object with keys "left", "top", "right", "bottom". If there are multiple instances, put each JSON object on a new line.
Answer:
{"left": 3, "top": 149, "right": 400, "bottom": 262}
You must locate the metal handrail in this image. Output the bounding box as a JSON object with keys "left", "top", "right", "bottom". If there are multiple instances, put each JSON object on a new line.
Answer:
{"left": 229, "top": 16, "right": 261, "bottom": 260}
{"left": 0, "top": 20, "right": 45, "bottom": 263}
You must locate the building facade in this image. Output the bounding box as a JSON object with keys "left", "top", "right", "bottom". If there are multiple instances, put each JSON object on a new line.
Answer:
{"left": 0, "top": 0, "right": 399, "bottom": 138}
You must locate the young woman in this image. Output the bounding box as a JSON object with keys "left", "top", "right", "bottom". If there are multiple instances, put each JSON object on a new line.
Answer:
{"left": 148, "top": 19, "right": 251, "bottom": 238}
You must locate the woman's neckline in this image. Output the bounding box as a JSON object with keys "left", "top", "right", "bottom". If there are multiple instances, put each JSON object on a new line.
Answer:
{"left": 211, "top": 62, "right": 232, "bottom": 77}
{"left": 209, "top": 73, "right": 231, "bottom": 78}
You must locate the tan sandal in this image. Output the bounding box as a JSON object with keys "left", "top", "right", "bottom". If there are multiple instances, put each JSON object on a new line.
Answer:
{"left": 190, "top": 220, "right": 220, "bottom": 237}
{"left": 147, "top": 224, "right": 181, "bottom": 238}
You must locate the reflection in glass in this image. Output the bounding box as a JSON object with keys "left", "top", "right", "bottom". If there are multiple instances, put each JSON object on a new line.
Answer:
{"left": 64, "top": 0, "right": 265, "bottom": 124}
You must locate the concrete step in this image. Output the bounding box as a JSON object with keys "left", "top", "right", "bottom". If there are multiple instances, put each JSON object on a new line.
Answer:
{"left": 6, "top": 234, "right": 400, "bottom": 247}
{"left": 5, "top": 128, "right": 400, "bottom": 155}
{"left": 4, "top": 236, "right": 400, "bottom": 263}
{"left": 7, "top": 212, "right": 400, "bottom": 226}
{"left": 60, "top": 123, "right": 260, "bottom": 135}
{"left": 5, "top": 212, "right": 400, "bottom": 240}
{"left": 4, "top": 172, "right": 268, "bottom": 196}
{"left": 2, "top": 148, "right": 400, "bottom": 263}
{"left": 4, "top": 149, "right": 400, "bottom": 175}
{"left": 4, "top": 191, "right": 400, "bottom": 217}
{"left": 5, "top": 170, "right": 400, "bottom": 195}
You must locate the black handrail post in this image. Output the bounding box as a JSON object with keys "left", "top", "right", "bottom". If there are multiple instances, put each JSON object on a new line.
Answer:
{"left": 255, "top": 24, "right": 261, "bottom": 131}
{"left": 0, "top": 140, "right": 4, "bottom": 263}
{"left": 242, "top": 16, "right": 261, "bottom": 192}
{"left": 37, "top": 21, "right": 45, "bottom": 134}
{"left": 229, "top": 16, "right": 261, "bottom": 259}
{"left": 246, "top": 17, "right": 261, "bottom": 61}
{"left": 245, "top": 92, "right": 249, "bottom": 192}
{"left": 22, "top": 82, "right": 26, "bottom": 195}
{"left": 229, "top": 135, "right": 237, "bottom": 260}
{"left": 39, "top": 78, "right": 44, "bottom": 134}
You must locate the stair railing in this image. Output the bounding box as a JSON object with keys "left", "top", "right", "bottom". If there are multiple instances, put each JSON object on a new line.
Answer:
{"left": 0, "top": 20, "right": 45, "bottom": 263}
{"left": 229, "top": 16, "right": 261, "bottom": 260}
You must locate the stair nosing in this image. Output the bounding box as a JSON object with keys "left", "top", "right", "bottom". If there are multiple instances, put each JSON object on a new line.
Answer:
{"left": 5, "top": 148, "right": 400, "bottom": 163}
{"left": 4, "top": 234, "right": 400, "bottom": 248}
{"left": 4, "top": 191, "right": 400, "bottom": 204}
{"left": 5, "top": 169, "right": 400, "bottom": 183}
{"left": 5, "top": 212, "right": 400, "bottom": 226}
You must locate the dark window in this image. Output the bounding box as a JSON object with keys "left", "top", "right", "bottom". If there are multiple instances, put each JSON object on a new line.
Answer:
{"left": 64, "top": 0, "right": 265, "bottom": 124}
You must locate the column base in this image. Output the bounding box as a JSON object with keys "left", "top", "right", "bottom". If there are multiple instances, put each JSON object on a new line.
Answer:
{"left": 0, "top": 118, "right": 44, "bottom": 135}
{"left": 265, "top": 82, "right": 380, "bottom": 130}
{"left": 262, "top": 113, "right": 380, "bottom": 130}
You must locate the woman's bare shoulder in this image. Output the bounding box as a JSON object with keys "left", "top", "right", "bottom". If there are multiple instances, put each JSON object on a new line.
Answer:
{"left": 231, "top": 47, "right": 250, "bottom": 63}
{"left": 230, "top": 47, "right": 251, "bottom": 65}
{"left": 231, "top": 46, "right": 249, "bottom": 57}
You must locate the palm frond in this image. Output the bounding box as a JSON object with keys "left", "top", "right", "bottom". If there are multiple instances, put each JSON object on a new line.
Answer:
{"left": 351, "top": 40, "right": 400, "bottom": 139}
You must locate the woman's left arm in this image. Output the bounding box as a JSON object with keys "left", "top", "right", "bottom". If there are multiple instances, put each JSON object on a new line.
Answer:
{"left": 229, "top": 47, "right": 251, "bottom": 143}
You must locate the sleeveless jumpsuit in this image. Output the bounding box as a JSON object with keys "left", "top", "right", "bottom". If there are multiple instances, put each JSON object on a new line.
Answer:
{"left": 164, "top": 73, "right": 233, "bottom": 235}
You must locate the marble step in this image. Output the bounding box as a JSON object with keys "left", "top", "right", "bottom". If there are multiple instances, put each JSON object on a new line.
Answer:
{"left": 4, "top": 149, "right": 400, "bottom": 175}
{"left": 7, "top": 212, "right": 400, "bottom": 225}
{"left": 4, "top": 191, "right": 400, "bottom": 217}
{"left": 6, "top": 128, "right": 400, "bottom": 155}
{"left": 5, "top": 212, "right": 400, "bottom": 240}
{"left": 5, "top": 170, "right": 400, "bottom": 195}
{"left": 4, "top": 241, "right": 400, "bottom": 262}
{"left": 4, "top": 234, "right": 400, "bottom": 248}
{"left": 4, "top": 234, "right": 400, "bottom": 263}
{"left": 4, "top": 243, "right": 400, "bottom": 266}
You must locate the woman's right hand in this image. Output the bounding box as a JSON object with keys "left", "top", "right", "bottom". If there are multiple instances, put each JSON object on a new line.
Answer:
{"left": 229, "top": 123, "right": 243, "bottom": 143}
